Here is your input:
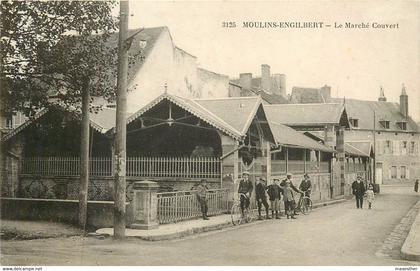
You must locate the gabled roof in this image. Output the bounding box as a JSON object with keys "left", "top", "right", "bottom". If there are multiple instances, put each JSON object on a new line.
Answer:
{"left": 346, "top": 141, "right": 373, "bottom": 157}
{"left": 328, "top": 98, "right": 419, "bottom": 132}
{"left": 104, "top": 26, "right": 166, "bottom": 85}
{"left": 2, "top": 107, "right": 115, "bottom": 142}
{"left": 264, "top": 103, "right": 349, "bottom": 127}
{"left": 345, "top": 142, "right": 371, "bottom": 158}
{"left": 127, "top": 93, "right": 244, "bottom": 139}
{"left": 194, "top": 96, "right": 262, "bottom": 135}
{"left": 268, "top": 121, "right": 334, "bottom": 152}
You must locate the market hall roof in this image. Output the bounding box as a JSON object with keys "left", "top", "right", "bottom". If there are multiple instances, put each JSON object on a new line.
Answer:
{"left": 264, "top": 103, "right": 350, "bottom": 128}
{"left": 345, "top": 141, "right": 373, "bottom": 158}
{"left": 268, "top": 121, "right": 334, "bottom": 152}
{"left": 1, "top": 107, "right": 117, "bottom": 142}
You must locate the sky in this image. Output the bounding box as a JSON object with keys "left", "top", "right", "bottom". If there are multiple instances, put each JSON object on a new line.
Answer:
{"left": 120, "top": 0, "right": 420, "bottom": 121}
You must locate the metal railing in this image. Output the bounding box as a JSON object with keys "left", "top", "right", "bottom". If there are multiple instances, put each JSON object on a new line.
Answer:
{"left": 271, "top": 160, "right": 330, "bottom": 174}
{"left": 157, "top": 189, "right": 229, "bottom": 224}
{"left": 19, "top": 156, "right": 221, "bottom": 178}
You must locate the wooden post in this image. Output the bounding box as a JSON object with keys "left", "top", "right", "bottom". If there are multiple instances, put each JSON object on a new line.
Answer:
{"left": 79, "top": 86, "right": 90, "bottom": 230}
{"left": 114, "top": 0, "right": 129, "bottom": 239}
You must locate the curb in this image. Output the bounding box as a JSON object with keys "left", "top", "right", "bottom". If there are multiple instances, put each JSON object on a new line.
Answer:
{"left": 95, "top": 198, "right": 348, "bottom": 241}
{"left": 400, "top": 198, "right": 420, "bottom": 262}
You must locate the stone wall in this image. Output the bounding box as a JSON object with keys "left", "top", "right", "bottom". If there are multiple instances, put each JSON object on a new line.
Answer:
{"left": 14, "top": 175, "right": 221, "bottom": 202}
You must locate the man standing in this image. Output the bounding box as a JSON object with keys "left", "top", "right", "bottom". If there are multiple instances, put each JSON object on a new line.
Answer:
{"left": 282, "top": 179, "right": 302, "bottom": 219}
{"left": 281, "top": 173, "right": 301, "bottom": 216}
{"left": 299, "top": 173, "right": 312, "bottom": 197}
{"left": 195, "top": 179, "right": 209, "bottom": 220}
{"left": 238, "top": 171, "right": 253, "bottom": 217}
{"left": 352, "top": 176, "right": 366, "bottom": 209}
{"left": 256, "top": 177, "right": 270, "bottom": 220}
{"left": 267, "top": 179, "right": 282, "bottom": 219}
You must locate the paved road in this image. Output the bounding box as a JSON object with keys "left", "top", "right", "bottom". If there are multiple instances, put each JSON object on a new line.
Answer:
{"left": 1, "top": 185, "right": 419, "bottom": 266}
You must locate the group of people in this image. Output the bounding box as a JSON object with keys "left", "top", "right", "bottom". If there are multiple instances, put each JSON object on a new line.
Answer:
{"left": 194, "top": 174, "right": 419, "bottom": 221}
{"left": 195, "top": 172, "right": 312, "bottom": 221}
{"left": 238, "top": 171, "right": 311, "bottom": 220}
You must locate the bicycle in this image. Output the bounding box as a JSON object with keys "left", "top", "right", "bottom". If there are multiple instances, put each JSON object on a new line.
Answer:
{"left": 296, "top": 191, "right": 313, "bottom": 215}
{"left": 231, "top": 193, "right": 254, "bottom": 225}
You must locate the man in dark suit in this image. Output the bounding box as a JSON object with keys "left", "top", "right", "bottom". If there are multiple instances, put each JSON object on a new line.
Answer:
{"left": 352, "top": 176, "right": 366, "bottom": 209}
{"left": 256, "top": 177, "right": 269, "bottom": 220}
{"left": 238, "top": 171, "right": 253, "bottom": 217}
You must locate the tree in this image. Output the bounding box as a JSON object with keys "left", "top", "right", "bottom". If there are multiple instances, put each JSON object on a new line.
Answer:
{"left": 1, "top": 0, "right": 118, "bottom": 230}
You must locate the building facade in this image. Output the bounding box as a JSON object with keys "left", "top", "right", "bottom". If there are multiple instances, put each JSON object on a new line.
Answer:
{"left": 290, "top": 85, "right": 420, "bottom": 184}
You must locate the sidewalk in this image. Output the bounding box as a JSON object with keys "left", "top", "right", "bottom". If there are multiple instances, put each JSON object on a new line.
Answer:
{"left": 0, "top": 219, "right": 84, "bottom": 240}
{"left": 401, "top": 196, "right": 420, "bottom": 261}
{"left": 95, "top": 198, "right": 346, "bottom": 241}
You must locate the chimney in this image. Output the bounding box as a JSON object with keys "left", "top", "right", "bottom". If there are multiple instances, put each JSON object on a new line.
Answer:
{"left": 239, "top": 73, "right": 252, "bottom": 90}
{"left": 320, "top": 85, "right": 331, "bottom": 100}
{"left": 378, "top": 86, "right": 387, "bottom": 102}
{"left": 272, "top": 74, "right": 286, "bottom": 97}
{"left": 261, "top": 64, "right": 271, "bottom": 91}
{"left": 400, "top": 84, "right": 408, "bottom": 117}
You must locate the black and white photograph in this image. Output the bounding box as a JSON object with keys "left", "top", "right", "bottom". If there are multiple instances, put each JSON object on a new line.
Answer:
{"left": 0, "top": 0, "right": 420, "bottom": 269}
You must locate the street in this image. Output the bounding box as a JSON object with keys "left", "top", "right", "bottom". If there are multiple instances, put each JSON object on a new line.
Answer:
{"left": 1, "top": 185, "right": 419, "bottom": 266}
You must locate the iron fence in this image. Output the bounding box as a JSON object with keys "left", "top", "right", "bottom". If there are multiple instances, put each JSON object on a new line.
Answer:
{"left": 20, "top": 156, "right": 221, "bottom": 179}
{"left": 157, "top": 188, "right": 229, "bottom": 224}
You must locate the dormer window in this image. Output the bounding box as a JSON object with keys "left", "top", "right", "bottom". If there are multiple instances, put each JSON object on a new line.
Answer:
{"left": 349, "top": 118, "right": 359, "bottom": 128}
{"left": 139, "top": 40, "right": 147, "bottom": 49}
{"left": 379, "top": 120, "right": 390, "bottom": 129}
{"left": 396, "top": 121, "right": 407, "bottom": 130}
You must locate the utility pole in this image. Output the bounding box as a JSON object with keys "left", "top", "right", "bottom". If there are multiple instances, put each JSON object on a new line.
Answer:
{"left": 79, "top": 86, "right": 90, "bottom": 230}
{"left": 114, "top": 0, "right": 129, "bottom": 239}
{"left": 373, "top": 110, "right": 376, "bottom": 184}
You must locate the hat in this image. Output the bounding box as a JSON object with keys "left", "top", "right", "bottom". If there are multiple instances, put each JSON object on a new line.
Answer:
{"left": 200, "top": 179, "right": 207, "bottom": 183}
{"left": 242, "top": 171, "right": 250, "bottom": 176}
{"left": 286, "top": 172, "right": 293, "bottom": 177}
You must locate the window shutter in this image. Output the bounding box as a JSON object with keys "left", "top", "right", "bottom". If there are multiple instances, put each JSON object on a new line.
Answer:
{"left": 396, "top": 166, "right": 400, "bottom": 179}
{"left": 407, "top": 167, "right": 410, "bottom": 179}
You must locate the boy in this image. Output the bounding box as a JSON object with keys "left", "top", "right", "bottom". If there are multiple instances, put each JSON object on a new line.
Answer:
{"left": 267, "top": 179, "right": 283, "bottom": 219}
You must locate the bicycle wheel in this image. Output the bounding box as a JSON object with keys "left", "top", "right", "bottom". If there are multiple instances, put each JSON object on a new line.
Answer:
{"left": 244, "top": 208, "right": 254, "bottom": 223}
{"left": 301, "top": 197, "right": 313, "bottom": 214}
{"left": 231, "top": 204, "right": 242, "bottom": 226}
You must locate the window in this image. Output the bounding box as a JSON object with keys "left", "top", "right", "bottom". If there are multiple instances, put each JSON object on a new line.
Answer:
{"left": 409, "top": 141, "right": 416, "bottom": 155}
{"left": 400, "top": 166, "right": 407, "bottom": 179}
{"left": 390, "top": 166, "right": 397, "bottom": 179}
{"left": 6, "top": 117, "right": 13, "bottom": 129}
{"left": 385, "top": 140, "right": 392, "bottom": 154}
{"left": 397, "top": 122, "right": 407, "bottom": 130}
{"left": 349, "top": 118, "right": 359, "bottom": 128}
{"left": 380, "top": 120, "right": 390, "bottom": 129}
{"left": 401, "top": 141, "right": 407, "bottom": 155}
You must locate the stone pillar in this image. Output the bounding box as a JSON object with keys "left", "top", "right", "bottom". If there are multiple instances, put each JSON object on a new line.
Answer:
{"left": 336, "top": 126, "right": 345, "bottom": 196}
{"left": 130, "top": 180, "right": 159, "bottom": 230}
{"left": 219, "top": 133, "right": 239, "bottom": 203}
